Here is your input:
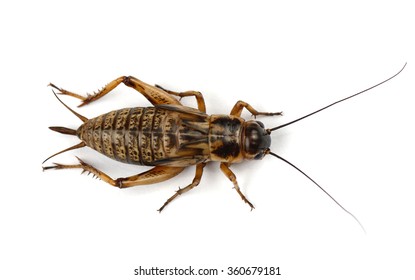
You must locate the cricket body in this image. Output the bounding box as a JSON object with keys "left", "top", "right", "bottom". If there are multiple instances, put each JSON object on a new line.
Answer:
{"left": 44, "top": 75, "right": 280, "bottom": 212}
{"left": 76, "top": 102, "right": 269, "bottom": 167}
{"left": 44, "top": 64, "right": 406, "bottom": 219}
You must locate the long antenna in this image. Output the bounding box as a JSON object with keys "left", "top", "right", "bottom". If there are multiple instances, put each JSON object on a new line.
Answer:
{"left": 269, "top": 63, "right": 406, "bottom": 132}
{"left": 268, "top": 151, "right": 366, "bottom": 233}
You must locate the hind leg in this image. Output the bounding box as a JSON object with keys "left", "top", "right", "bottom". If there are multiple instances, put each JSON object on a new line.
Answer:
{"left": 49, "top": 76, "right": 182, "bottom": 107}
{"left": 43, "top": 157, "right": 185, "bottom": 188}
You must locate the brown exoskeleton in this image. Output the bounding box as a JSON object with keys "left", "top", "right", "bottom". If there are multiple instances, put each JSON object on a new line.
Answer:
{"left": 43, "top": 64, "right": 405, "bottom": 228}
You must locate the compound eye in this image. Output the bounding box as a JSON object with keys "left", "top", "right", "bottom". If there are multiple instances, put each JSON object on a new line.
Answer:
{"left": 257, "top": 121, "right": 265, "bottom": 128}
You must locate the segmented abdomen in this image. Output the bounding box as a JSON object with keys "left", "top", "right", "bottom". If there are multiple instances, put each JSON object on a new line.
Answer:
{"left": 76, "top": 106, "right": 210, "bottom": 166}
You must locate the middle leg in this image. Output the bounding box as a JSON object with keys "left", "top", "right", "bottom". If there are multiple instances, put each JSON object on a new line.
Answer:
{"left": 158, "top": 162, "right": 206, "bottom": 212}
{"left": 155, "top": 84, "right": 206, "bottom": 113}
{"left": 230, "top": 100, "right": 282, "bottom": 118}
{"left": 220, "top": 162, "right": 254, "bottom": 210}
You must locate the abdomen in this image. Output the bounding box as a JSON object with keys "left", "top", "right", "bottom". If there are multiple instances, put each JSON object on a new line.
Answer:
{"left": 77, "top": 106, "right": 211, "bottom": 167}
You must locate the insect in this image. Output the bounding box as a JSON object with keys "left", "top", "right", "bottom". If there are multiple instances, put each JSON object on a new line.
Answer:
{"left": 43, "top": 64, "right": 406, "bottom": 227}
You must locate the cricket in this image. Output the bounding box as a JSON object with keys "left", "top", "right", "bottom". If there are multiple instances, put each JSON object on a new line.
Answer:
{"left": 43, "top": 63, "right": 406, "bottom": 229}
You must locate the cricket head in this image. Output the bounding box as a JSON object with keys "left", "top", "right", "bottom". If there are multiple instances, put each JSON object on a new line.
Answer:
{"left": 242, "top": 120, "right": 271, "bottom": 160}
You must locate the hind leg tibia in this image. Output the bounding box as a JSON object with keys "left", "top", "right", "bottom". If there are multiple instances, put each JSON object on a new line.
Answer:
{"left": 49, "top": 76, "right": 182, "bottom": 107}
{"left": 43, "top": 157, "right": 185, "bottom": 188}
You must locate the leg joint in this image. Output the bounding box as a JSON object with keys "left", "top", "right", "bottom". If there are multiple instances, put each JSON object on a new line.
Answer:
{"left": 122, "top": 76, "right": 133, "bottom": 86}
{"left": 115, "top": 178, "right": 125, "bottom": 188}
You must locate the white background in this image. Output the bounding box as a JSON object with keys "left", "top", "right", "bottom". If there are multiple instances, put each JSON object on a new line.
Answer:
{"left": 1, "top": 1, "right": 414, "bottom": 279}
